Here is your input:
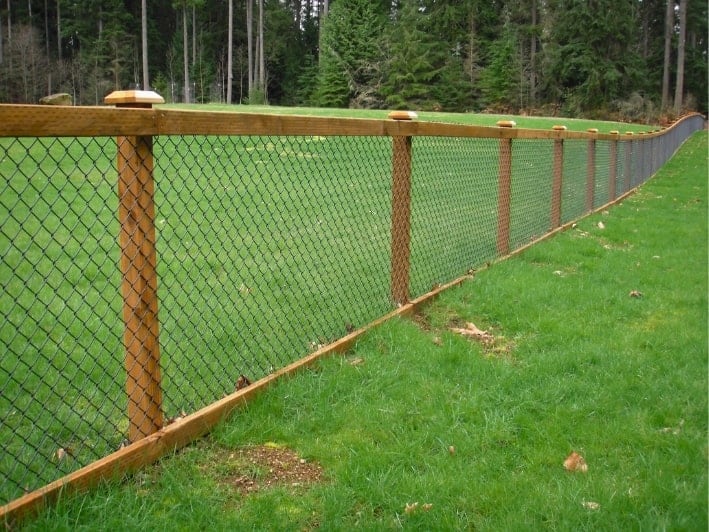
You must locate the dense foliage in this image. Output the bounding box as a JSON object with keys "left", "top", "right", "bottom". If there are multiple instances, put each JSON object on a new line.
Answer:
{"left": 0, "top": 0, "right": 705, "bottom": 118}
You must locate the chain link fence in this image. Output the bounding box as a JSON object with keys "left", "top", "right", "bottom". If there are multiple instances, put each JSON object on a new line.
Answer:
{"left": 0, "top": 106, "right": 704, "bottom": 508}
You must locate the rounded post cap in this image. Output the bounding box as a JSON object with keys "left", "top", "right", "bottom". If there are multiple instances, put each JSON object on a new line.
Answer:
{"left": 105, "top": 90, "right": 165, "bottom": 106}
{"left": 609, "top": 130, "right": 620, "bottom": 135}
{"left": 587, "top": 128, "right": 599, "bottom": 134}
{"left": 552, "top": 125, "right": 567, "bottom": 131}
{"left": 388, "top": 111, "right": 418, "bottom": 120}
{"left": 496, "top": 120, "right": 516, "bottom": 128}
{"left": 625, "top": 131, "right": 634, "bottom": 135}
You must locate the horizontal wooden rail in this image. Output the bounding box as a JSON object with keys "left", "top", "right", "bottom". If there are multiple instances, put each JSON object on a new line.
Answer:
{"left": 0, "top": 104, "right": 701, "bottom": 141}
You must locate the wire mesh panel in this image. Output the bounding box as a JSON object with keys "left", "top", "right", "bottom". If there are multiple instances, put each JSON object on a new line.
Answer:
{"left": 408, "top": 137, "right": 499, "bottom": 298}
{"left": 594, "top": 140, "right": 611, "bottom": 208}
{"left": 0, "top": 136, "right": 125, "bottom": 504}
{"left": 561, "top": 140, "right": 588, "bottom": 224}
{"left": 153, "top": 135, "right": 394, "bottom": 416}
{"left": 508, "top": 139, "right": 555, "bottom": 250}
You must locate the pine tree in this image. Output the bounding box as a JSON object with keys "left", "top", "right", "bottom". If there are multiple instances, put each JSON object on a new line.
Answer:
{"left": 314, "top": 0, "right": 386, "bottom": 108}
{"left": 382, "top": 0, "right": 444, "bottom": 111}
{"left": 478, "top": 23, "right": 521, "bottom": 111}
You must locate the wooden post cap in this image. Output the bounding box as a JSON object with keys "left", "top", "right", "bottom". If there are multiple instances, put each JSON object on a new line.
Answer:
{"left": 587, "top": 128, "right": 599, "bottom": 134}
{"left": 105, "top": 90, "right": 165, "bottom": 106}
{"left": 610, "top": 130, "right": 620, "bottom": 135}
{"left": 552, "top": 125, "right": 567, "bottom": 131}
{"left": 388, "top": 111, "right": 418, "bottom": 120}
{"left": 496, "top": 120, "right": 516, "bottom": 127}
{"left": 625, "top": 131, "right": 634, "bottom": 135}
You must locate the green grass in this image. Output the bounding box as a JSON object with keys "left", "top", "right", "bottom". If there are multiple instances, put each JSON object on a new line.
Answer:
{"left": 163, "top": 103, "right": 655, "bottom": 134}
{"left": 17, "top": 131, "right": 707, "bottom": 530}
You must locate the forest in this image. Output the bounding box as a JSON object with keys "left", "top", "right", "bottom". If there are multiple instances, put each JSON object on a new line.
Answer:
{"left": 0, "top": 1, "right": 706, "bottom": 120}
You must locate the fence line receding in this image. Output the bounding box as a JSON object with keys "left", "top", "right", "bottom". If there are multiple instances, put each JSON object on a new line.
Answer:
{"left": 0, "top": 94, "right": 703, "bottom": 519}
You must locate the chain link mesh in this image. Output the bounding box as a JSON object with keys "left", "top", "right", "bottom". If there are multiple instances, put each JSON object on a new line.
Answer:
{"left": 0, "top": 112, "right": 704, "bottom": 505}
{"left": 1, "top": 136, "right": 125, "bottom": 502}
{"left": 153, "top": 135, "right": 394, "bottom": 417}
{"left": 409, "top": 137, "right": 499, "bottom": 297}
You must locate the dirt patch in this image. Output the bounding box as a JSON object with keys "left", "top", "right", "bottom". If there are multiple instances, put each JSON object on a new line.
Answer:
{"left": 213, "top": 444, "right": 324, "bottom": 495}
{"left": 411, "top": 311, "right": 515, "bottom": 360}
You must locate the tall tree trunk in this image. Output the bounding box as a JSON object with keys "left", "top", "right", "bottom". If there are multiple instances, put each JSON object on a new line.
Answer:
{"left": 43, "top": 0, "right": 48, "bottom": 58}
{"left": 142, "top": 0, "right": 149, "bottom": 89}
{"left": 529, "top": 0, "right": 537, "bottom": 107}
{"left": 6, "top": 0, "right": 11, "bottom": 44}
{"left": 318, "top": 0, "right": 328, "bottom": 64}
{"left": 191, "top": 4, "right": 196, "bottom": 66}
{"left": 56, "top": 0, "right": 60, "bottom": 60}
{"left": 673, "top": 0, "right": 686, "bottom": 112}
{"left": 0, "top": 7, "right": 4, "bottom": 65}
{"left": 183, "top": 4, "right": 189, "bottom": 102}
{"left": 661, "top": 0, "right": 673, "bottom": 109}
{"left": 247, "top": 0, "right": 253, "bottom": 95}
{"left": 44, "top": 0, "right": 51, "bottom": 93}
{"left": 227, "top": 0, "right": 233, "bottom": 103}
{"left": 258, "top": 0, "right": 264, "bottom": 96}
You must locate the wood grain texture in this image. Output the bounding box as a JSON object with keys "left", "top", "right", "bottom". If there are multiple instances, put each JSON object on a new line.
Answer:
{"left": 116, "top": 135, "right": 163, "bottom": 441}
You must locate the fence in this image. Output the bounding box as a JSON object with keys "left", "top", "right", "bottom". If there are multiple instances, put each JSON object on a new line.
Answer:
{"left": 0, "top": 92, "right": 704, "bottom": 518}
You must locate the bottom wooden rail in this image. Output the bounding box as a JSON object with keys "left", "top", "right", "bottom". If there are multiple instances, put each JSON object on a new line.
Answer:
{"left": 0, "top": 275, "right": 468, "bottom": 525}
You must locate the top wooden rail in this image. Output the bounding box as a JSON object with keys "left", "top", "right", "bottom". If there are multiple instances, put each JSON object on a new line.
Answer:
{"left": 0, "top": 103, "right": 700, "bottom": 141}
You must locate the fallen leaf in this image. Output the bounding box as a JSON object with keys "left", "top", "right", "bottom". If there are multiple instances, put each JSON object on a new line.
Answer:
{"left": 448, "top": 445, "right": 456, "bottom": 455}
{"left": 404, "top": 502, "right": 419, "bottom": 514}
{"left": 659, "top": 419, "right": 684, "bottom": 435}
{"left": 432, "top": 336, "right": 443, "bottom": 346}
{"left": 166, "top": 410, "right": 187, "bottom": 425}
{"left": 553, "top": 270, "right": 564, "bottom": 276}
{"left": 238, "top": 283, "right": 252, "bottom": 295}
{"left": 54, "top": 447, "right": 74, "bottom": 461}
{"left": 348, "top": 357, "right": 365, "bottom": 366}
{"left": 422, "top": 503, "right": 433, "bottom": 511}
{"left": 629, "top": 290, "right": 643, "bottom": 298}
{"left": 597, "top": 221, "right": 605, "bottom": 229}
{"left": 449, "top": 322, "right": 494, "bottom": 344}
{"left": 563, "top": 451, "right": 588, "bottom": 473}
{"left": 582, "top": 501, "right": 601, "bottom": 511}
{"left": 236, "top": 374, "right": 252, "bottom": 390}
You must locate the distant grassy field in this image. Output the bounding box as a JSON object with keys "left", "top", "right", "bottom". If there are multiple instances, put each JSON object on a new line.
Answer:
{"left": 19, "top": 131, "right": 706, "bottom": 531}
{"left": 162, "top": 103, "right": 655, "bottom": 134}
{"left": 0, "top": 110, "right": 676, "bottom": 505}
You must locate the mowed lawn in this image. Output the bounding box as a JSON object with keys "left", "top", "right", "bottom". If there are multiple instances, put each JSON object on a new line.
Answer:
{"left": 19, "top": 131, "right": 707, "bottom": 530}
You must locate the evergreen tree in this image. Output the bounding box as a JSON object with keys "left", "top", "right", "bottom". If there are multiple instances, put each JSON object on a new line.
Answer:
{"left": 382, "top": 0, "right": 444, "bottom": 110}
{"left": 544, "top": 0, "right": 644, "bottom": 114}
{"left": 478, "top": 23, "right": 521, "bottom": 111}
{"left": 314, "top": 0, "right": 386, "bottom": 108}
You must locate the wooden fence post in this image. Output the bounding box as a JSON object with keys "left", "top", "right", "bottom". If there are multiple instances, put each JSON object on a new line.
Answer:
{"left": 388, "top": 111, "right": 415, "bottom": 306}
{"left": 496, "top": 120, "right": 515, "bottom": 256}
{"left": 624, "top": 133, "right": 633, "bottom": 193}
{"left": 586, "top": 128, "right": 598, "bottom": 212}
{"left": 608, "top": 131, "right": 619, "bottom": 201}
{"left": 551, "top": 125, "right": 566, "bottom": 229}
{"left": 105, "top": 90, "right": 165, "bottom": 442}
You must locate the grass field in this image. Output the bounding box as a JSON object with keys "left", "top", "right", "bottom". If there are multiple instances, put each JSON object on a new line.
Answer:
{"left": 0, "top": 108, "right": 694, "bottom": 506}
{"left": 163, "top": 103, "right": 656, "bottom": 134}
{"left": 17, "top": 130, "right": 706, "bottom": 530}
